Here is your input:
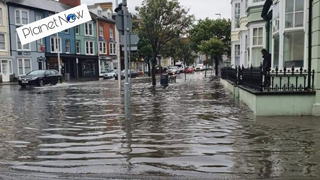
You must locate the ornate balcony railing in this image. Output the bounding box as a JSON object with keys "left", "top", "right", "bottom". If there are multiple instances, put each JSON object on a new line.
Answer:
{"left": 221, "top": 65, "right": 315, "bottom": 92}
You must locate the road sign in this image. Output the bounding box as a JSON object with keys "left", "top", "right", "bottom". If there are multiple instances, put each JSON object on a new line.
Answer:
{"left": 115, "top": 10, "right": 132, "bottom": 35}
{"left": 121, "top": 34, "right": 140, "bottom": 46}
{"left": 121, "top": 46, "right": 138, "bottom": 51}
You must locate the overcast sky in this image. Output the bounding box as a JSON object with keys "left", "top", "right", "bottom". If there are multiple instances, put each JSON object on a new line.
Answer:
{"left": 81, "top": 0, "right": 231, "bottom": 20}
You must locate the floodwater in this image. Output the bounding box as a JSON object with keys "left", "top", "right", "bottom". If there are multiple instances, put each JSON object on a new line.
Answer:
{"left": 0, "top": 73, "right": 320, "bottom": 179}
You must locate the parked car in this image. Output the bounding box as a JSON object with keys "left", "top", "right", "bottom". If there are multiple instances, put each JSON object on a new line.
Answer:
{"left": 18, "top": 70, "right": 62, "bottom": 87}
{"left": 103, "top": 70, "right": 117, "bottom": 79}
{"left": 184, "top": 66, "right": 194, "bottom": 73}
{"left": 115, "top": 70, "right": 139, "bottom": 80}
{"left": 195, "top": 64, "right": 205, "bottom": 71}
{"left": 167, "top": 66, "right": 179, "bottom": 75}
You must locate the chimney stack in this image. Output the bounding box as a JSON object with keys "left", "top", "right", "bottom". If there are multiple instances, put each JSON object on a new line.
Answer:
{"left": 59, "top": 0, "right": 81, "bottom": 7}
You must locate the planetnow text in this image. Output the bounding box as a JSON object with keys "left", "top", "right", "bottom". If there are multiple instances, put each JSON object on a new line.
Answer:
{"left": 17, "top": 4, "right": 92, "bottom": 45}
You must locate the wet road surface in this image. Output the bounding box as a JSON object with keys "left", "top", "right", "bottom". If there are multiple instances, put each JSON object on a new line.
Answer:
{"left": 0, "top": 73, "right": 320, "bottom": 179}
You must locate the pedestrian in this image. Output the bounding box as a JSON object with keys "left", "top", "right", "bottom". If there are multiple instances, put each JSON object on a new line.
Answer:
{"left": 261, "top": 49, "right": 271, "bottom": 89}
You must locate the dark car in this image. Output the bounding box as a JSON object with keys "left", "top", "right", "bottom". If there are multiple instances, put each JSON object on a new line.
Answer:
{"left": 18, "top": 70, "right": 63, "bottom": 87}
{"left": 115, "top": 70, "right": 139, "bottom": 80}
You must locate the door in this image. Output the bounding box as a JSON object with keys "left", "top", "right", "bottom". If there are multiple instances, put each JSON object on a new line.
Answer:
{"left": 44, "top": 70, "right": 52, "bottom": 84}
{"left": 1, "top": 60, "right": 10, "bottom": 82}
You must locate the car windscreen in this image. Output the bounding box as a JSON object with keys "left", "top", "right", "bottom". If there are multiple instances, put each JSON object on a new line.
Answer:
{"left": 106, "top": 70, "right": 114, "bottom": 73}
{"left": 27, "top": 70, "right": 46, "bottom": 76}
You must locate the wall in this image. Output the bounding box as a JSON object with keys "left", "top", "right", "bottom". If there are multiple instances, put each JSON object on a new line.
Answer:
{"left": 0, "top": 2, "right": 10, "bottom": 58}
{"left": 221, "top": 79, "right": 316, "bottom": 116}
{"left": 312, "top": 0, "right": 320, "bottom": 115}
{"left": 8, "top": 5, "right": 45, "bottom": 77}
{"left": 76, "top": 21, "right": 98, "bottom": 55}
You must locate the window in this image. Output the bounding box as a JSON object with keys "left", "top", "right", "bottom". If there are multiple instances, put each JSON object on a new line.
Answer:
{"left": 76, "top": 40, "right": 80, "bottom": 54}
{"left": 75, "top": 25, "right": 79, "bottom": 34}
{"left": 110, "top": 28, "right": 113, "bottom": 39}
{"left": 18, "top": 58, "right": 31, "bottom": 75}
{"left": 37, "top": 38, "right": 44, "bottom": 52}
{"left": 0, "top": 33, "right": 5, "bottom": 50}
{"left": 109, "top": 43, "right": 116, "bottom": 55}
{"left": 285, "top": 0, "right": 304, "bottom": 28}
{"left": 107, "top": 12, "right": 111, "bottom": 19}
{"left": 35, "top": 14, "right": 42, "bottom": 21}
{"left": 85, "top": 22, "right": 93, "bottom": 36}
{"left": 273, "top": 34, "right": 280, "bottom": 68}
{"left": 50, "top": 37, "right": 62, "bottom": 53}
{"left": 99, "top": 26, "right": 103, "bottom": 37}
{"left": 235, "top": 44, "right": 240, "bottom": 66}
{"left": 65, "top": 29, "right": 69, "bottom": 34}
{"left": 65, "top": 39, "right": 70, "bottom": 53}
{"left": 15, "top": 9, "right": 29, "bottom": 25}
{"left": 17, "top": 34, "right": 30, "bottom": 51}
{"left": 85, "top": 41, "right": 94, "bottom": 55}
{"left": 283, "top": 31, "right": 304, "bottom": 67}
{"left": 253, "top": 0, "right": 264, "bottom": 3}
{"left": 234, "top": 3, "right": 240, "bottom": 29}
{"left": 0, "top": 8, "right": 3, "bottom": 25}
{"left": 252, "top": 27, "right": 263, "bottom": 46}
{"left": 272, "top": 2, "right": 280, "bottom": 33}
{"left": 99, "top": 42, "right": 106, "bottom": 54}
{"left": 98, "top": 10, "right": 102, "bottom": 16}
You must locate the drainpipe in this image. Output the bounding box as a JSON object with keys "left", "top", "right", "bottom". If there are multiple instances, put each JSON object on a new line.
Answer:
{"left": 265, "top": 21, "right": 270, "bottom": 52}
{"left": 308, "top": 0, "right": 313, "bottom": 89}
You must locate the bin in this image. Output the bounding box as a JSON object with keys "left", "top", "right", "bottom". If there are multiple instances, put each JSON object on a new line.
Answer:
{"left": 160, "top": 74, "right": 169, "bottom": 87}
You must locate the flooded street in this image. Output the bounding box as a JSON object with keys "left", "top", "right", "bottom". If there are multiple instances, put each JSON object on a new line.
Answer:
{"left": 0, "top": 73, "right": 320, "bottom": 179}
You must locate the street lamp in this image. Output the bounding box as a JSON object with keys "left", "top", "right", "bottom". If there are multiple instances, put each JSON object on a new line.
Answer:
{"left": 215, "top": 13, "right": 221, "bottom": 19}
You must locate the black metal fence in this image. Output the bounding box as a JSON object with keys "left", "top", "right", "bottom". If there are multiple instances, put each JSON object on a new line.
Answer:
{"left": 221, "top": 65, "right": 315, "bottom": 92}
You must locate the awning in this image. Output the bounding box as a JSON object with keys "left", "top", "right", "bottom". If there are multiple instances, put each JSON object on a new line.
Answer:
{"left": 261, "top": 0, "right": 273, "bottom": 21}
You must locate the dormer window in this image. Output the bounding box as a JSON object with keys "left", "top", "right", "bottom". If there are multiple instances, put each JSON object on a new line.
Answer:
{"left": 98, "top": 10, "right": 102, "bottom": 16}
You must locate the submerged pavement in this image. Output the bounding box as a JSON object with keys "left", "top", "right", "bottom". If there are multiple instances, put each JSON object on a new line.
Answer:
{"left": 0, "top": 73, "right": 320, "bottom": 179}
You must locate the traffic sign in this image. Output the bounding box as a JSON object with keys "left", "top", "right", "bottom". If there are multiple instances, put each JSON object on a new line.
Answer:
{"left": 121, "top": 33, "right": 140, "bottom": 46}
{"left": 115, "top": 10, "right": 132, "bottom": 35}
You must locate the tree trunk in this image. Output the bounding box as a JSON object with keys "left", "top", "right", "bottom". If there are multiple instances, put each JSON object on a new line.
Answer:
{"left": 151, "top": 55, "right": 157, "bottom": 86}
{"left": 205, "top": 55, "right": 208, "bottom": 78}
{"left": 148, "top": 60, "right": 151, "bottom": 77}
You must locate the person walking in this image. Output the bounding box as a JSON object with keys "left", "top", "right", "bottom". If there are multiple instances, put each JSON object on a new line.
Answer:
{"left": 261, "top": 49, "right": 271, "bottom": 89}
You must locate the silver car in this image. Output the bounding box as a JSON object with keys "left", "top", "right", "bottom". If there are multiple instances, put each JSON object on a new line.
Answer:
{"left": 103, "top": 70, "right": 117, "bottom": 79}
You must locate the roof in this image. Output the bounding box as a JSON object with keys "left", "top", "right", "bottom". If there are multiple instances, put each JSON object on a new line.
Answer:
{"left": 90, "top": 11, "right": 115, "bottom": 24}
{"left": 6, "top": 0, "right": 70, "bottom": 13}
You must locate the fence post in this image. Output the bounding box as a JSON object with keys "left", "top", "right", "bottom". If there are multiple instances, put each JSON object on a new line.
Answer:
{"left": 250, "top": 65, "right": 253, "bottom": 89}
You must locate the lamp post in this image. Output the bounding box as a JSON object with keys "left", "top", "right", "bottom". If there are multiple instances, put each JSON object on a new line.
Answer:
{"left": 215, "top": 13, "right": 221, "bottom": 19}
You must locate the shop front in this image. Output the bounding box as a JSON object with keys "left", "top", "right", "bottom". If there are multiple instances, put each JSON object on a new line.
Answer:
{"left": 99, "top": 56, "right": 113, "bottom": 76}
{"left": 77, "top": 55, "right": 99, "bottom": 78}
{"left": 46, "top": 53, "right": 77, "bottom": 79}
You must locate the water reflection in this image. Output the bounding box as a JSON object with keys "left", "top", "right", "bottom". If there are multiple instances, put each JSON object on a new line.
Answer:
{"left": 0, "top": 75, "right": 319, "bottom": 179}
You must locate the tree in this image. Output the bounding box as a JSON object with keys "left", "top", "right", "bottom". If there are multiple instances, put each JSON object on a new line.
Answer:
{"left": 198, "top": 38, "right": 224, "bottom": 77}
{"left": 189, "top": 18, "right": 231, "bottom": 58}
{"left": 136, "top": 0, "right": 194, "bottom": 86}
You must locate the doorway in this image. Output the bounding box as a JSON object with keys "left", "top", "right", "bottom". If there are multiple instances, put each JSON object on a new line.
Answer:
{"left": 1, "top": 60, "right": 10, "bottom": 82}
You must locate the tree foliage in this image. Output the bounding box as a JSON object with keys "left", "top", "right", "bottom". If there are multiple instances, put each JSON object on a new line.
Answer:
{"left": 136, "top": 0, "right": 194, "bottom": 85}
{"left": 189, "top": 18, "right": 231, "bottom": 56}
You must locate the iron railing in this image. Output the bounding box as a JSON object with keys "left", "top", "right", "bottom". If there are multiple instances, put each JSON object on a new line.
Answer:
{"left": 221, "top": 65, "right": 315, "bottom": 92}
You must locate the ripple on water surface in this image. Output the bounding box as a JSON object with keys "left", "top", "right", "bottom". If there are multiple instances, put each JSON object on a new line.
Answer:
{"left": 0, "top": 75, "right": 319, "bottom": 179}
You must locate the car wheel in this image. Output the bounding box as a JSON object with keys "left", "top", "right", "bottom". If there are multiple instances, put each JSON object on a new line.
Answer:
{"left": 59, "top": 78, "right": 63, "bottom": 83}
{"left": 52, "top": 80, "right": 58, "bottom": 85}
{"left": 38, "top": 79, "right": 44, "bottom": 87}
